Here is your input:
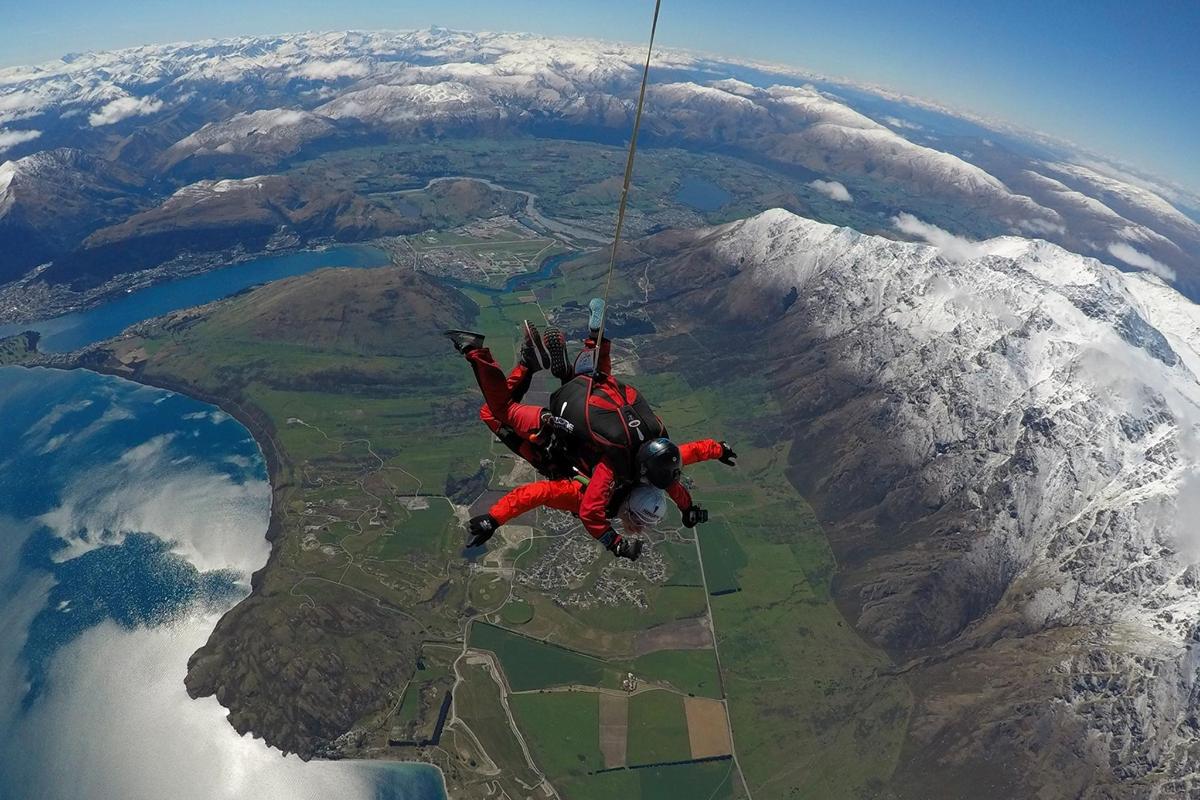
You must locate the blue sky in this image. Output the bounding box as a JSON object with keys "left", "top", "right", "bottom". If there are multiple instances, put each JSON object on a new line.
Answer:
{"left": 2, "top": 0, "right": 1197, "bottom": 193}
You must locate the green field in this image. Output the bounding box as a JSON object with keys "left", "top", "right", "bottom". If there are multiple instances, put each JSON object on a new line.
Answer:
{"left": 566, "top": 760, "right": 736, "bottom": 800}
{"left": 632, "top": 649, "right": 723, "bottom": 699}
{"left": 474, "top": 622, "right": 722, "bottom": 699}
{"left": 471, "top": 623, "right": 607, "bottom": 690}
{"left": 500, "top": 598, "right": 535, "bottom": 625}
{"left": 626, "top": 690, "right": 691, "bottom": 766}
{"left": 455, "top": 662, "right": 541, "bottom": 790}
{"left": 697, "top": 522, "right": 747, "bottom": 595}
{"left": 512, "top": 691, "right": 735, "bottom": 800}
{"left": 658, "top": 540, "right": 704, "bottom": 587}
{"left": 510, "top": 691, "right": 603, "bottom": 778}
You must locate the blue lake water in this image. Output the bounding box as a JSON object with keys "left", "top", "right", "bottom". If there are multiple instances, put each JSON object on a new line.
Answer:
{"left": 0, "top": 366, "right": 445, "bottom": 800}
{"left": 0, "top": 245, "right": 389, "bottom": 353}
{"left": 674, "top": 175, "right": 731, "bottom": 212}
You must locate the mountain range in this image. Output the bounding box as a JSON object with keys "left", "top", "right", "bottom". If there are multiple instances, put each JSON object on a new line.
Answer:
{"left": 2, "top": 29, "right": 1199, "bottom": 304}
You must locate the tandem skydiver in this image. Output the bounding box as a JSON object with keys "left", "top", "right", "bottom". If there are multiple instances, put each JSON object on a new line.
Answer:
{"left": 464, "top": 437, "right": 737, "bottom": 558}
{"left": 447, "top": 300, "right": 732, "bottom": 559}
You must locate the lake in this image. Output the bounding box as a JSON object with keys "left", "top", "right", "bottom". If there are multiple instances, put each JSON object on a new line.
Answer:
{"left": 674, "top": 175, "right": 732, "bottom": 212}
{"left": 0, "top": 245, "right": 389, "bottom": 353}
{"left": 0, "top": 366, "right": 446, "bottom": 800}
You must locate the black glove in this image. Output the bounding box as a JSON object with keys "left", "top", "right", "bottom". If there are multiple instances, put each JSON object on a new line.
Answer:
{"left": 682, "top": 505, "right": 708, "bottom": 528}
{"left": 718, "top": 441, "right": 737, "bottom": 466}
{"left": 466, "top": 514, "right": 499, "bottom": 548}
{"left": 607, "top": 534, "right": 644, "bottom": 561}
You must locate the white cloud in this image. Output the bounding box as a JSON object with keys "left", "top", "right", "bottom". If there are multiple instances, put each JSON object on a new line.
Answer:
{"left": 39, "top": 429, "right": 270, "bottom": 573}
{"left": 0, "top": 90, "right": 46, "bottom": 121}
{"left": 0, "top": 128, "right": 41, "bottom": 152}
{"left": 88, "top": 95, "right": 164, "bottom": 127}
{"left": 1016, "top": 217, "right": 1067, "bottom": 237}
{"left": 0, "top": 615, "right": 441, "bottom": 800}
{"left": 1106, "top": 241, "right": 1176, "bottom": 282}
{"left": 882, "top": 115, "right": 921, "bottom": 131}
{"left": 290, "top": 59, "right": 369, "bottom": 81}
{"left": 809, "top": 179, "right": 853, "bottom": 203}
{"left": 893, "top": 212, "right": 989, "bottom": 263}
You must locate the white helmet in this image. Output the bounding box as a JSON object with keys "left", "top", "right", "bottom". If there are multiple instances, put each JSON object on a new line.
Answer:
{"left": 620, "top": 486, "right": 666, "bottom": 532}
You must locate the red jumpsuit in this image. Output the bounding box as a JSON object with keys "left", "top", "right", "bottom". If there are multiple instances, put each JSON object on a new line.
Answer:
{"left": 488, "top": 439, "right": 726, "bottom": 535}
{"left": 467, "top": 338, "right": 691, "bottom": 540}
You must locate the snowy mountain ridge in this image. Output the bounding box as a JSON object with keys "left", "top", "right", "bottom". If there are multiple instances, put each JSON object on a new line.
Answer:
{"left": 2, "top": 28, "right": 1198, "bottom": 297}
{"left": 667, "top": 208, "right": 1200, "bottom": 791}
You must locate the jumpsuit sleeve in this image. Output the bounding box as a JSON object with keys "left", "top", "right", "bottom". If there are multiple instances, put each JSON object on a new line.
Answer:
{"left": 679, "top": 439, "right": 725, "bottom": 466}
{"left": 491, "top": 479, "right": 583, "bottom": 524}
{"left": 578, "top": 460, "right": 618, "bottom": 539}
{"left": 666, "top": 479, "right": 694, "bottom": 512}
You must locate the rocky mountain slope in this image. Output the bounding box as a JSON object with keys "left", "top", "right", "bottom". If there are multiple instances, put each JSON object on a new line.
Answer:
{"left": 632, "top": 209, "right": 1200, "bottom": 798}
{"left": 0, "top": 148, "right": 147, "bottom": 281}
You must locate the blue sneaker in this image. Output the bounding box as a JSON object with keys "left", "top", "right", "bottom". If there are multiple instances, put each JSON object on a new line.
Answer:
{"left": 588, "top": 298, "right": 606, "bottom": 336}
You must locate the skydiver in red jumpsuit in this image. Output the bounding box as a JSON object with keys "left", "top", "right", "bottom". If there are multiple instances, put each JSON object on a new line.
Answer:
{"left": 448, "top": 301, "right": 732, "bottom": 559}
{"left": 464, "top": 438, "right": 736, "bottom": 553}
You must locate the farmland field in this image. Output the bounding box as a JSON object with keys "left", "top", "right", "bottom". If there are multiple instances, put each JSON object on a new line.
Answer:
{"left": 626, "top": 690, "right": 691, "bottom": 766}
{"left": 470, "top": 623, "right": 607, "bottom": 691}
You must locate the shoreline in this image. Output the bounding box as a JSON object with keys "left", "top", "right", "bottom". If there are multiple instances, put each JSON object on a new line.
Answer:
{"left": 0, "top": 239, "right": 352, "bottom": 328}
{"left": 14, "top": 358, "right": 452, "bottom": 798}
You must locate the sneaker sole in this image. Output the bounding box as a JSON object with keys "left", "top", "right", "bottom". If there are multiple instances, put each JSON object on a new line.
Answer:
{"left": 588, "top": 298, "right": 605, "bottom": 332}
{"left": 543, "top": 327, "right": 569, "bottom": 379}
{"left": 524, "top": 321, "right": 552, "bottom": 369}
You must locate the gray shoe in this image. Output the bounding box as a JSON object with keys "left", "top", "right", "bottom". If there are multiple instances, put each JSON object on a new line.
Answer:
{"left": 445, "top": 329, "right": 485, "bottom": 354}
{"left": 588, "top": 297, "right": 606, "bottom": 336}
{"left": 521, "top": 321, "right": 550, "bottom": 371}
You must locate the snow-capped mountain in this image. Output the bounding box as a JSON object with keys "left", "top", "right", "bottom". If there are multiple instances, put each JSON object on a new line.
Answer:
{"left": 639, "top": 208, "right": 1200, "bottom": 796}
{"left": 159, "top": 108, "right": 339, "bottom": 173}
{"left": 0, "top": 148, "right": 146, "bottom": 282}
{"left": 1, "top": 28, "right": 1198, "bottom": 300}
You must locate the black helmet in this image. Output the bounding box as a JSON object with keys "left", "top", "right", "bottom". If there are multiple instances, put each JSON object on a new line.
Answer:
{"left": 638, "top": 438, "right": 682, "bottom": 489}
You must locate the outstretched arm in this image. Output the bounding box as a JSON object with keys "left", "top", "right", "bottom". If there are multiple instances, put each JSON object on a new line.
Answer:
{"left": 665, "top": 479, "right": 694, "bottom": 512}
{"left": 491, "top": 479, "right": 584, "bottom": 524}
{"left": 667, "top": 439, "right": 735, "bottom": 529}
{"left": 578, "top": 461, "right": 618, "bottom": 540}
{"left": 680, "top": 439, "right": 728, "bottom": 466}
